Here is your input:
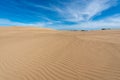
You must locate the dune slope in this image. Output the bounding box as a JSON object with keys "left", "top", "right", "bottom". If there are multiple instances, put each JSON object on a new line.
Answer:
{"left": 0, "top": 27, "right": 120, "bottom": 80}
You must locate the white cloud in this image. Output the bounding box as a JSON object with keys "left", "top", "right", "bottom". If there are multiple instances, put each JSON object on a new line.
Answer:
{"left": 23, "top": 0, "right": 118, "bottom": 23}
{"left": 33, "top": 0, "right": 117, "bottom": 22}
{"left": 83, "top": 0, "right": 117, "bottom": 20}
{"left": 53, "top": 0, "right": 118, "bottom": 22}
{"left": 0, "top": 19, "right": 45, "bottom": 27}
{"left": 81, "top": 14, "right": 120, "bottom": 28}
{"left": 0, "top": 0, "right": 119, "bottom": 30}
{"left": 0, "top": 14, "right": 120, "bottom": 30}
{"left": 22, "top": 1, "right": 55, "bottom": 11}
{"left": 59, "top": 14, "right": 120, "bottom": 30}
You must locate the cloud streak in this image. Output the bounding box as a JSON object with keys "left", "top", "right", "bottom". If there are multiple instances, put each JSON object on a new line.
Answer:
{"left": 0, "top": 0, "right": 119, "bottom": 30}
{"left": 0, "top": 19, "right": 47, "bottom": 27}
{"left": 35, "top": 0, "right": 118, "bottom": 22}
{"left": 57, "top": 14, "right": 120, "bottom": 30}
{"left": 61, "top": 0, "right": 117, "bottom": 22}
{"left": 0, "top": 14, "right": 120, "bottom": 30}
{"left": 81, "top": 14, "right": 120, "bottom": 28}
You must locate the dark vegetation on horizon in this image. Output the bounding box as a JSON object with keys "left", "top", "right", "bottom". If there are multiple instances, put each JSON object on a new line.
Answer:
{"left": 59, "top": 28, "right": 111, "bottom": 31}
{"left": 101, "top": 28, "right": 111, "bottom": 30}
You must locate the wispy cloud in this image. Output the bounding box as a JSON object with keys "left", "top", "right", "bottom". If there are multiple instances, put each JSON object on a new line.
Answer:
{"left": 57, "top": 14, "right": 120, "bottom": 30}
{"left": 0, "top": 19, "right": 46, "bottom": 27}
{"left": 0, "top": 0, "right": 119, "bottom": 30}
{"left": 21, "top": 0, "right": 118, "bottom": 23}
{"left": 0, "top": 14, "right": 120, "bottom": 30}
{"left": 56, "top": 0, "right": 117, "bottom": 22}
{"left": 81, "top": 14, "right": 120, "bottom": 28}
{"left": 33, "top": 0, "right": 118, "bottom": 22}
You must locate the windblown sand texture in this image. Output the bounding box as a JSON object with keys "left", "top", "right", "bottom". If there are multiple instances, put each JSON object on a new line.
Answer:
{"left": 0, "top": 27, "right": 120, "bottom": 80}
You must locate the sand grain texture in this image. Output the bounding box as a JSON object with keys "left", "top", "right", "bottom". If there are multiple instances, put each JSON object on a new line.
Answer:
{"left": 0, "top": 27, "right": 120, "bottom": 80}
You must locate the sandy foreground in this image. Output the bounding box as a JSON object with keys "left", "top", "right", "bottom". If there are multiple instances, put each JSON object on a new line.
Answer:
{"left": 0, "top": 27, "right": 120, "bottom": 80}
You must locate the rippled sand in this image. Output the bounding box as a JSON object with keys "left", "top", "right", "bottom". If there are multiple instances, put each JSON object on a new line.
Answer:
{"left": 0, "top": 27, "right": 120, "bottom": 80}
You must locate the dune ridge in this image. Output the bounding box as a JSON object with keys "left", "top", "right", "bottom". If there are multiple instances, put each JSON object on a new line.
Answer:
{"left": 0, "top": 27, "right": 120, "bottom": 80}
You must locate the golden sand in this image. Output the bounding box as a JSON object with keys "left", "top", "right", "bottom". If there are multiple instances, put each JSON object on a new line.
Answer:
{"left": 0, "top": 27, "right": 120, "bottom": 80}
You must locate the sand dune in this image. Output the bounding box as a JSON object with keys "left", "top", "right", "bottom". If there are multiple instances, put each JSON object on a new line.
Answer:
{"left": 0, "top": 27, "right": 120, "bottom": 80}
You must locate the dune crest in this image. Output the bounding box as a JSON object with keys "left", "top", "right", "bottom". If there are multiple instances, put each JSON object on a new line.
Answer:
{"left": 0, "top": 27, "right": 120, "bottom": 80}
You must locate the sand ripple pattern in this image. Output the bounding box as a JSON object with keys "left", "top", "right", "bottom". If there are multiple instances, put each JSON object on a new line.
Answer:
{"left": 0, "top": 28, "right": 120, "bottom": 80}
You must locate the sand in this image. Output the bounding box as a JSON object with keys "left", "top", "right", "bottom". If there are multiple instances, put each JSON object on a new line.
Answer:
{"left": 0, "top": 27, "right": 120, "bottom": 80}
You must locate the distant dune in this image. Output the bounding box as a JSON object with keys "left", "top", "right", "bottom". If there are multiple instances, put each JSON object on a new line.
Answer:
{"left": 0, "top": 27, "right": 120, "bottom": 80}
{"left": 0, "top": 26, "right": 55, "bottom": 31}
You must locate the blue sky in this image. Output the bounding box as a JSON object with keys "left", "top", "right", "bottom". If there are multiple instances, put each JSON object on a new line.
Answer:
{"left": 0, "top": 0, "right": 120, "bottom": 30}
